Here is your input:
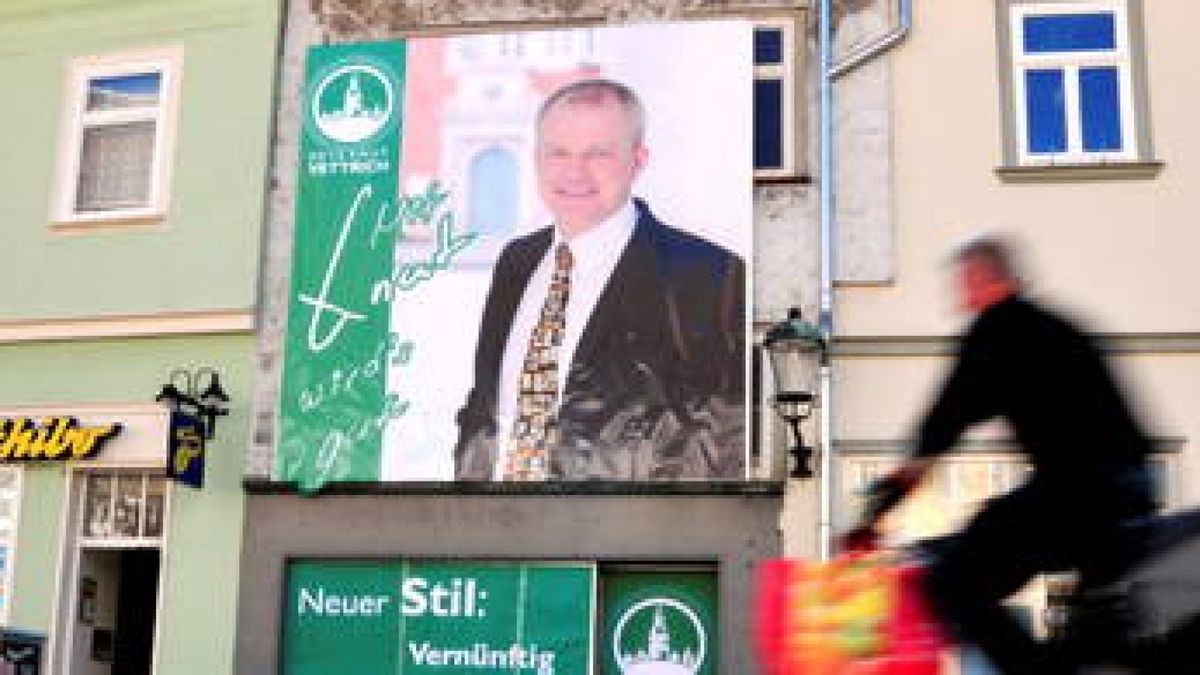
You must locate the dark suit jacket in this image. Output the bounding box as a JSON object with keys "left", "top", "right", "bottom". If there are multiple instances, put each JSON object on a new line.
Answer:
{"left": 455, "top": 199, "right": 746, "bottom": 481}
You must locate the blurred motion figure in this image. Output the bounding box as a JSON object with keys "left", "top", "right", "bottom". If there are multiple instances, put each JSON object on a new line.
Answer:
{"left": 853, "top": 235, "right": 1156, "bottom": 674}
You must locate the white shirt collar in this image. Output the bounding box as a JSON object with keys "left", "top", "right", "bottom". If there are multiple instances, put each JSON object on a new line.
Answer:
{"left": 552, "top": 199, "right": 637, "bottom": 263}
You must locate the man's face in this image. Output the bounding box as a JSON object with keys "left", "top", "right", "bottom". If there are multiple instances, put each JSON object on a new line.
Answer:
{"left": 957, "top": 257, "right": 1009, "bottom": 314}
{"left": 536, "top": 100, "right": 648, "bottom": 238}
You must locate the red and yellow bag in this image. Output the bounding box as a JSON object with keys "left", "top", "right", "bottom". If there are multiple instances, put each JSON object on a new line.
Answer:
{"left": 755, "top": 553, "right": 947, "bottom": 674}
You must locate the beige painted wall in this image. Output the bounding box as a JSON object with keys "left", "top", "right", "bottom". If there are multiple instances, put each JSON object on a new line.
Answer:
{"left": 838, "top": 0, "right": 1200, "bottom": 337}
{"left": 823, "top": 0, "right": 1200, "bottom": 523}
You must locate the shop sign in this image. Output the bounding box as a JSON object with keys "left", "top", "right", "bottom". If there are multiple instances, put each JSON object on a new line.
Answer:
{"left": 0, "top": 417, "right": 121, "bottom": 462}
{"left": 166, "top": 412, "right": 205, "bottom": 488}
{"left": 283, "top": 560, "right": 594, "bottom": 674}
{"left": 601, "top": 570, "right": 718, "bottom": 675}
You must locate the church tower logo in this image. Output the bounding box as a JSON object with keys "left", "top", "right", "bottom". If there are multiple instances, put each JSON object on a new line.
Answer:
{"left": 612, "top": 598, "right": 707, "bottom": 674}
{"left": 310, "top": 63, "right": 394, "bottom": 144}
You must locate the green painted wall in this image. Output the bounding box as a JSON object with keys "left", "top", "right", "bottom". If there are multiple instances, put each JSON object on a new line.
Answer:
{"left": 0, "top": 334, "right": 253, "bottom": 675}
{"left": 0, "top": 0, "right": 280, "bottom": 320}
{"left": 0, "top": 1, "right": 278, "bottom": 672}
{"left": 6, "top": 468, "right": 67, "bottom": 636}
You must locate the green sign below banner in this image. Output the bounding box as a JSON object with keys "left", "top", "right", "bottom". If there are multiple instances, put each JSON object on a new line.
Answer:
{"left": 283, "top": 560, "right": 595, "bottom": 674}
{"left": 602, "top": 570, "right": 718, "bottom": 675}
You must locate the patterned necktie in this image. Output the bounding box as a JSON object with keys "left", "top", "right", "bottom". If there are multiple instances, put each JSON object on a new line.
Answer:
{"left": 505, "top": 243, "right": 573, "bottom": 481}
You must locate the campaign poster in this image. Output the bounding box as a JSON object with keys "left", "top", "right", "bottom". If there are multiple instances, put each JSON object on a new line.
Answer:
{"left": 278, "top": 21, "right": 752, "bottom": 489}
{"left": 282, "top": 560, "right": 595, "bottom": 674}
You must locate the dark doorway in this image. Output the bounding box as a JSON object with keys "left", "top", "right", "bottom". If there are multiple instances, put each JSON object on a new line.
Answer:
{"left": 112, "top": 549, "right": 160, "bottom": 675}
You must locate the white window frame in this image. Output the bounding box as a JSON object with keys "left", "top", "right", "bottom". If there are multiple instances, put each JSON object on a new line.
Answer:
{"left": 0, "top": 467, "right": 23, "bottom": 626}
{"left": 1010, "top": 1, "right": 1137, "bottom": 165}
{"left": 753, "top": 17, "right": 799, "bottom": 180}
{"left": 51, "top": 45, "right": 184, "bottom": 227}
{"left": 76, "top": 470, "right": 169, "bottom": 548}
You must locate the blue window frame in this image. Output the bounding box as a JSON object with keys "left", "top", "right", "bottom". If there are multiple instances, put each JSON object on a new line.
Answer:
{"left": 1009, "top": 2, "right": 1138, "bottom": 164}
{"left": 754, "top": 79, "right": 784, "bottom": 170}
{"left": 1023, "top": 13, "right": 1115, "bottom": 52}
{"left": 1025, "top": 69, "right": 1067, "bottom": 153}
{"left": 754, "top": 27, "right": 785, "bottom": 65}
{"left": 1079, "top": 66, "right": 1122, "bottom": 151}
{"left": 753, "top": 21, "right": 795, "bottom": 177}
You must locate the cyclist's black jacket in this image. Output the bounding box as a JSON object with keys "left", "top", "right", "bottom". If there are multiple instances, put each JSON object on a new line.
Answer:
{"left": 915, "top": 294, "right": 1151, "bottom": 476}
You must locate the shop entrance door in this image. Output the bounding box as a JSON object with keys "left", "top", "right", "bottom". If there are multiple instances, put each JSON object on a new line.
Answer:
{"left": 54, "top": 471, "right": 167, "bottom": 675}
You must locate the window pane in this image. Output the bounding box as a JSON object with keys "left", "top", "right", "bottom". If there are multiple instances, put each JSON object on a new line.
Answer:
{"left": 84, "top": 474, "right": 113, "bottom": 538}
{"left": 114, "top": 474, "right": 143, "bottom": 538}
{"left": 467, "top": 146, "right": 518, "bottom": 236}
{"left": 1080, "top": 66, "right": 1123, "bottom": 151}
{"left": 87, "top": 72, "right": 161, "bottom": 111}
{"left": 754, "top": 78, "right": 784, "bottom": 170}
{"left": 75, "top": 120, "right": 156, "bottom": 212}
{"left": 754, "top": 27, "right": 784, "bottom": 65}
{"left": 1025, "top": 69, "right": 1067, "bottom": 154}
{"left": 144, "top": 478, "right": 165, "bottom": 539}
{"left": 1023, "top": 13, "right": 1115, "bottom": 53}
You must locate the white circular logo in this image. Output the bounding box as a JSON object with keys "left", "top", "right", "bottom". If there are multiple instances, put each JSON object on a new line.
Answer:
{"left": 612, "top": 597, "right": 707, "bottom": 674}
{"left": 311, "top": 63, "right": 393, "bottom": 144}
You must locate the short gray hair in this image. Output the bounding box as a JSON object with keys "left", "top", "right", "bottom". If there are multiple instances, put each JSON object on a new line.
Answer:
{"left": 952, "top": 234, "right": 1023, "bottom": 283}
{"left": 536, "top": 78, "right": 646, "bottom": 146}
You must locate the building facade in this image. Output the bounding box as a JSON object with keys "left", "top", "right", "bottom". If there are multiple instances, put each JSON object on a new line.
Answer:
{"left": 237, "top": 1, "right": 820, "bottom": 673}
{"left": 820, "top": 0, "right": 1200, "bottom": 654}
{"left": 0, "top": 0, "right": 281, "bottom": 672}
{"left": 235, "top": 0, "right": 1200, "bottom": 673}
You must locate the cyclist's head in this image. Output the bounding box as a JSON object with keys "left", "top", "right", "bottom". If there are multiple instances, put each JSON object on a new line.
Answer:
{"left": 952, "top": 235, "right": 1023, "bottom": 313}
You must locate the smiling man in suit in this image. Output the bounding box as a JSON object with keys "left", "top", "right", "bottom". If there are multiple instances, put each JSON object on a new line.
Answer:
{"left": 454, "top": 79, "right": 746, "bottom": 482}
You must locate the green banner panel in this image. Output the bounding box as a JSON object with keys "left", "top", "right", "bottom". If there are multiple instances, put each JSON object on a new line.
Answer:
{"left": 601, "top": 570, "right": 718, "bottom": 674}
{"left": 283, "top": 560, "right": 595, "bottom": 674}
{"left": 277, "top": 41, "right": 406, "bottom": 490}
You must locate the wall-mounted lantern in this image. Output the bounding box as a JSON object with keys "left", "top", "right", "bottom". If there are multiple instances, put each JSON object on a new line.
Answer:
{"left": 154, "top": 367, "right": 230, "bottom": 440}
{"left": 763, "top": 308, "right": 827, "bottom": 478}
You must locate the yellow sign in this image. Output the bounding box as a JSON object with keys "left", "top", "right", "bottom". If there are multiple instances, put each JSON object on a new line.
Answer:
{"left": 173, "top": 427, "right": 202, "bottom": 475}
{"left": 0, "top": 417, "right": 121, "bottom": 461}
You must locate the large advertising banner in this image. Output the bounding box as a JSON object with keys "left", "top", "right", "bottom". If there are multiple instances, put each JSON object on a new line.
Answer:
{"left": 283, "top": 560, "right": 595, "bottom": 674}
{"left": 278, "top": 22, "right": 752, "bottom": 489}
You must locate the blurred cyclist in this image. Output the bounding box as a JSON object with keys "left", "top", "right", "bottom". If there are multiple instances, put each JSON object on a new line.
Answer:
{"left": 849, "top": 236, "right": 1155, "bottom": 674}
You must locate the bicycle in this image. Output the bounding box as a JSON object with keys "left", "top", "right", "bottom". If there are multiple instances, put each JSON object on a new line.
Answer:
{"left": 843, "top": 506, "right": 1200, "bottom": 674}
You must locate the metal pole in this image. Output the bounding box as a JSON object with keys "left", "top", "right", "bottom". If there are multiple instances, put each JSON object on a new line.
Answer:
{"left": 818, "top": 0, "right": 836, "bottom": 562}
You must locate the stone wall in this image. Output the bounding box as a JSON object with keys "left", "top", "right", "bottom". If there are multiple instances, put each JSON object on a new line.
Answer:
{"left": 309, "top": 0, "right": 798, "bottom": 38}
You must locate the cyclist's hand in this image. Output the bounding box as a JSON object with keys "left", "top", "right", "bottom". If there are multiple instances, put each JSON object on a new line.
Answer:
{"left": 838, "top": 524, "right": 880, "bottom": 553}
{"left": 861, "top": 460, "right": 930, "bottom": 525}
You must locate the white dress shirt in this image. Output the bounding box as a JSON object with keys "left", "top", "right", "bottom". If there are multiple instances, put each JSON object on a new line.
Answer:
{"left": 491, "top": 200, "right": 638, "bottom": 479}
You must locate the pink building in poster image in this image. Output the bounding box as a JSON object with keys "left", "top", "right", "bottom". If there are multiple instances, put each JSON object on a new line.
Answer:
{"left": 400, "top": 30, "right": 601, "bottom": 253}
